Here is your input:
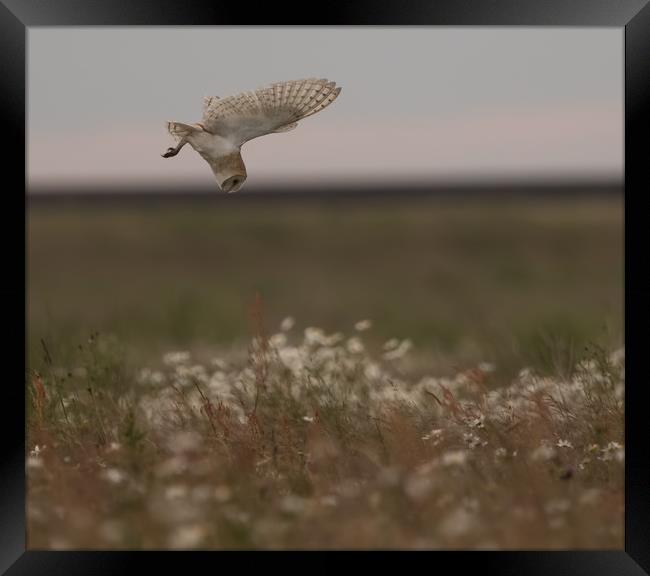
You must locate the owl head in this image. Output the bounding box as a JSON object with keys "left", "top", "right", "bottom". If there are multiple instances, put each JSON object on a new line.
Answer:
{"left": 207, "top": 152, "right": 247, "bottom": 193}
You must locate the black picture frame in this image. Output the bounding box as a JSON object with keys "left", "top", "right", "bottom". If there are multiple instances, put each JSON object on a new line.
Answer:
{"left": 4, "top": 0, "right": 649, "bottom": 573}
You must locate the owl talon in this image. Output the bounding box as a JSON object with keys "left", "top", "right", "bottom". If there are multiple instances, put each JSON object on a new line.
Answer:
{"left": 162, "top": 147, "right": 178, "bottom": 158}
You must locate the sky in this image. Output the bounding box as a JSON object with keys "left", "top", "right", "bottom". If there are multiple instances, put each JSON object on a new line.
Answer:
{"left": 28, "top": 27, "right": 623, "bottom": 191}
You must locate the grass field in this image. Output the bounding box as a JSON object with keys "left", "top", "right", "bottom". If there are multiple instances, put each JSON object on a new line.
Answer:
{"left": 26, "top": 193, "right": 624, "bottom": 549}
{"left": 28, "top": 194, "right": 623, "bottom": 369}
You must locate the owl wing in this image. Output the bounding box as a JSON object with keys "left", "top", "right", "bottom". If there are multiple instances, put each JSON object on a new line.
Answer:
{"left": 201, "top": 78, "right": 341, "bottom": 147}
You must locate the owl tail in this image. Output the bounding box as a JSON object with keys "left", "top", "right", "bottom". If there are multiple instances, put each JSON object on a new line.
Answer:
{"left": 167, "top": 121, "right": 201, "bottom": 142}
{"left": 206, "top": 151, "right": 247, "bottom": 193}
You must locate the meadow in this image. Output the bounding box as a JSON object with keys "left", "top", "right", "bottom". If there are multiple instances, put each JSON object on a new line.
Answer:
{"left": 26, "top": 192, "right": 624, "bottom": 549}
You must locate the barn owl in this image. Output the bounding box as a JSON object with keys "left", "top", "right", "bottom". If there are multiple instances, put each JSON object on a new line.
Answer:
{"left": 162, "top": 78, "right": 342, "bottom": 193}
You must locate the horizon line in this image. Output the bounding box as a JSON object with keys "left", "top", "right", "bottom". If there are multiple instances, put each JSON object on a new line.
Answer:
{"left": 27, "top": 177, "right": 623, "bottom": 205}
{"left": 28, "top": 175, "right": 623, "bottom": 195}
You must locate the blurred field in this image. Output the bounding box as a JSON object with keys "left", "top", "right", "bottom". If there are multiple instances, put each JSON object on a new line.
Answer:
{"left": 26, "top": 191, "right": 625, "bottom": 550}
{"left": 28, "top": 193, "right": 623, "bottom": 373}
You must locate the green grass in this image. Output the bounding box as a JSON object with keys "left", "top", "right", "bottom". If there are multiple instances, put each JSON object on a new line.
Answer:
{"left": 28, "top": 195, "right": 623, "bottom": 373}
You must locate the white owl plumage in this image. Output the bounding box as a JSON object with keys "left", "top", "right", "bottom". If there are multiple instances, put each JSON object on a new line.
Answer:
{"left": 162, "top": 78, "right": 342, "bottom": 193}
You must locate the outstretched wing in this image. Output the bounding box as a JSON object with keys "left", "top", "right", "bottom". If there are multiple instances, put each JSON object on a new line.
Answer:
{"left": 201, "top": 78, "right": 341, "bottom": 146}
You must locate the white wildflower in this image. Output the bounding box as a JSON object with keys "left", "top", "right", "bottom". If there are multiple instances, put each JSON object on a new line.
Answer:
{"left": 150, "top": 371, "right": 165, "bottom": 385}
{"left": 26, "top": 456, "right": 43, "bottom": 470}
{"left": 383, "top": 339, "right": 412, "bottom": 360}
{"left": 280, "top": 316, "right": 295, "bottom": 332}
{"left": 188, "top": 364, "right": 208, "bottom": 383}
{"left": 163, "top": 351, "right": 190, "bottom": 366}
{"left": 463, "top": 432, "right": 485, "bottom": 449}
{"left": 30, "top": 445, "right": 45, "bottom": 456}
{"left": 354, "top": 319, "right": 372, "bottom": 331}
{"left": 422, "top": 428, "right": 444, "bottom": 442}
{"left": 467, "top": 414, "right": 485, "bottom": 429}
{"left": 615, "top": 383, "right": 624, "bottom": 401}
{"left": 302, "top": 415, "right": 314, "bottom": 423}
{"left": 556, "top": 439, "right": 573, "bottom": 449}
{"left": 478, "top": 362, "right": 496, "bottom": 373}
{"left": 600, "top": 441, "right": 624, "bottom": 462}
{"left": 364, "top": 362, "right": 382, "bottom": 380}
{"left": 101, "top": 468, "right": 125, "bottom": 485}
{"left": 323, "top": 332, "right": 344, "bottom": 346}
{"left": 454, "top": 373, "right": 470, "bottom": 387}
{"left": 207, "top": 371, "right": 230, "bottom": 395}
{"left": 579, "top": 359, "right": 598, "bottom": 373}
{"left": 383, "top": 338, "right": 400, "bottom": 351}
{"left": 609, "top": 348, "right": 625, "bottom": 366}
{"left": 346, "top": 337, "right": 364, "bottom": 354}
{"left": 269, "top": 333, "right": 287, "bottom": 348}
{"left": 518, "top": 367, "right": 534, "bottom": 382}
{"left": 494, "top": 447, "right": 507, "bottom": 460}
{"left": 304, "top": 327, "right": 326, "bottom": 346}
{"left": 380, "top": 385, "right": 418, "bottom": 407}
{"left": 137, "top": 368, "right": 152, "bottom": 383}
{"left": 280, "top": 494, "right": 307, "bottom": 515}
{"left": 441, "top": 450, "right": 468, "bottom": 467}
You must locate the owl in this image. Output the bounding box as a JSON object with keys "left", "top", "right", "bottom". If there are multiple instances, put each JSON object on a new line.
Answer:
{"left": 162, "top": 78, "right": 342, "bottom": 193}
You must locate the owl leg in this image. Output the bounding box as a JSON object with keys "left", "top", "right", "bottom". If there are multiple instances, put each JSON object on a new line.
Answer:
{"left": 161, "top": 138, "right": 187, "bottom": 158}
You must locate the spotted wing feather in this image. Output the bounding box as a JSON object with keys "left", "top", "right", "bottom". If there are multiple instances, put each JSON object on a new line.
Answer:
{"left": 201, "top": 78, "right": 341, "bottom": 146}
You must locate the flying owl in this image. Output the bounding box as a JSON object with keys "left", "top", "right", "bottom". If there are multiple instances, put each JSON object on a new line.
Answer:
{"left": 162, "top": 78, "right": 342, "bottom": 193}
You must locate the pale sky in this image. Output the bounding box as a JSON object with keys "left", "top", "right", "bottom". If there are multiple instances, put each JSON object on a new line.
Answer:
{"left": 28, "top": 27, "right": 623, "bottom": 191}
